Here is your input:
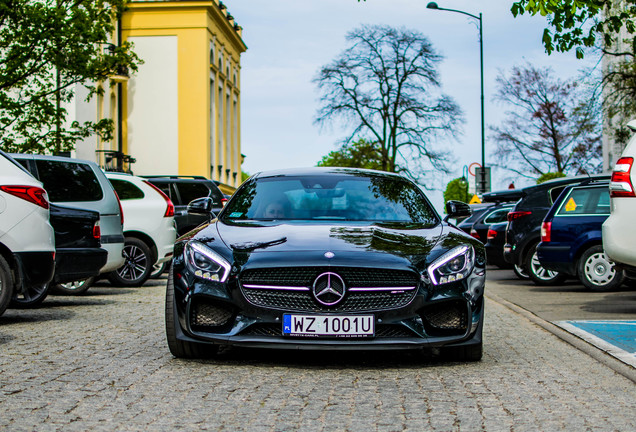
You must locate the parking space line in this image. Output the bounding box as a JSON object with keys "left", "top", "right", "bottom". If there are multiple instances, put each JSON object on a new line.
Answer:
{"left": 555, "top": 320, "right": 636, "bottom": 369}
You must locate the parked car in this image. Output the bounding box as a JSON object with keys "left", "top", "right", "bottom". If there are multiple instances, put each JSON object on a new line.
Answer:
{"left": 603, "top": 119, "right": 636, "bottom": 276}
{"left": 0, "top": 150, "right": 55, "bottom": 312}
{"left": 49, "top": 204, "right": 108, "bottom": 294}
{"left": 503, "top": 174, "right": 609, "bottom": 285}
{"left": 469, "top": 203, "right": 515, "bottom": 244}
{"left": 105, "top": 172, "right": 177, "bottom": 286}
{"left": 537, "top": 180, "right": 623, "bottom": 291}
{"left": 166, "top": 167, "right": 486, "bottom": 361}
{"left": 457, "top": 204, "right": 494, "bottom": 234}
{"left": 12, "top": 154, "right": 125, "bottom": 294}
{"left": 484, "top": 221, "right": 519, "bottom": 273}
{"left": 142, "top": 175, "right": 225, "bottom": 236}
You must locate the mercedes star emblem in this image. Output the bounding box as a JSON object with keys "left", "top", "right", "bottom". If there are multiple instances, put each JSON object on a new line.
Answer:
{"left": 312, "top": 272, "right": 346, "bottom": 306}
{"left": 324, "top": 251, "right": 335, "bottom": 259}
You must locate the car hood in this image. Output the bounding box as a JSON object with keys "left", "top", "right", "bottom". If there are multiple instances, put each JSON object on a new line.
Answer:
{"left": 206, "top": 221, "right": 449, "bottom": 272}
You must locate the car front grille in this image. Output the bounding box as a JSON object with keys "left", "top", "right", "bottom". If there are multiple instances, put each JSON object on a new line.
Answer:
{"left": 239, "top": 267, "right": 419, "bottom": 312}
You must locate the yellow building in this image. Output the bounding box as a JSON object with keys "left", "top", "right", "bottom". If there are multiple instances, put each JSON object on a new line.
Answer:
{"left": 76, "top": 0, "right": 246, "bottom": 188}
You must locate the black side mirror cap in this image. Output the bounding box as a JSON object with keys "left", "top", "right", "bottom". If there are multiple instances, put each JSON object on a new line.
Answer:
{"left": 444, "top": 200, "right": 472, "bottom": 221}
{"left": 187, "top": 197, "right": 215, "bottom": 216}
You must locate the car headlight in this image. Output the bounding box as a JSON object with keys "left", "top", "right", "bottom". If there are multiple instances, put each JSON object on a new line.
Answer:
{"left": 184, "top": 241, "right": 231, "bottom": 283}
{"left": 427, "top": 245, "right": 474, "bottom": 286}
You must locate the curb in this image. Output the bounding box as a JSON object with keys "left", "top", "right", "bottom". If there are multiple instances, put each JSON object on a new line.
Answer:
{"left": 486, "top": 292, "right": 636, "bottom": 384}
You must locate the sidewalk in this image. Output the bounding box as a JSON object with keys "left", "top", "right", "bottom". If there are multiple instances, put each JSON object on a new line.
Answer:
{"left": 486, "top": 267, "right": 636, "bottom": 380}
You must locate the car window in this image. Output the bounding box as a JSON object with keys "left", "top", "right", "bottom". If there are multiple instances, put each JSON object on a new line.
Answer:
{"left": 483, "top": 207, "right": 511, "bottom": 224}
{"left": 549, "top": 186, "right": 567, "bottom": 204}
{"left": 223, "top": 174, "right": 438, "bottom": 224}
{"left": 35, "top": 160, "right": 103, "bottom": 202}
{"left": 109, "top": 178, "right": 145, "bottom": 200}
{"left": 176, "top": 182, "right": 211, "bottom": 205}
{"left": 556, "top": 186, "right": 609, "bottom": 216}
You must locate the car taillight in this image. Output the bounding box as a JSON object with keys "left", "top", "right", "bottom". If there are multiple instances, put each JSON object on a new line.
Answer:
{"left": 114, "top": 191, "right": 124, "bottom": 226}
{"left": 0, "top": 185, "right": 49, "bottom": 209}
{"left": 507, "top": 211, "right": 531, "bottom": 222}
{"left": 143, "top": 180, "right": 175, "bottom": 217}
{"left": 470, "top": 228, "right": 480, "bottom": 240}
{"left": 610, "top": 157, "right": 635, "bottom": 198}
{"left": 541, "top": 221, "right": 551, "bottom": 242}
{"left": 222, "top": 197, "right": 228, "bottom": 207}
{"left": 93, "top": 220, "right": 101, "bottom": 240}
{"left": 487, "top": 229, "right": 497, "bottom": 240}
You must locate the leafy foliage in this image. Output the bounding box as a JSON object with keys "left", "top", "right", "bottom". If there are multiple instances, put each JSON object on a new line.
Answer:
{"left": 313, "top": 25, "right": 463, "bottom": 180}
{"left": 511, "top": 1, "right": 636, "bottom": 59}
{"left": 443, "top": 177, "right": 470, "bottom": 205}
{"left": 536, "top": 172, "right": 566, "bottom": 184}
{"left": 490, "top": 64, "right": 602, "bottom": 178}
{"left": 317, "top": 139, "right": 384, "bottom": 170}
{"left": 0, "top": 0, "right": 140, "bottom": 154}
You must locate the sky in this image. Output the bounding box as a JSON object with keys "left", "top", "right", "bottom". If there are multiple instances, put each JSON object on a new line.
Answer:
{"left": 227, "top": 0, "right": 597, "bottom": 210}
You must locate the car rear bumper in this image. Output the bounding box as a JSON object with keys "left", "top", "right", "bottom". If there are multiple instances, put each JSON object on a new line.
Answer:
{"left": 603, "top": 216, "right": 636, "bottom": 267}
{"left": 53, "top": 248, "right": 108, "bottom": 284}
{"left": 536, "top": 243, "right": 576, "bottom": 275}
{"left": 13, "top": 251, "right": 55, "bottom": 287}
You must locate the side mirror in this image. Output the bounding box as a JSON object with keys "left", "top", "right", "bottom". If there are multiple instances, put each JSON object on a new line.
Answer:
{"left": 444, "top": 200, "right": 472, "bottom": 222}
{"left": 187, "top": 197, "right": 215, "bottom": 217}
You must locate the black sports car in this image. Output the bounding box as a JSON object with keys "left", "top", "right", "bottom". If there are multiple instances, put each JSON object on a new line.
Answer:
{"left": 166, "top": 168, "right": 486, "bottom": 361}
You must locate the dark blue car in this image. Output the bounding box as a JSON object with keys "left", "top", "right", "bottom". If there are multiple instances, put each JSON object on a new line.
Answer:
{"left": 537, "top": 180, "right": 624, "bottom": 291}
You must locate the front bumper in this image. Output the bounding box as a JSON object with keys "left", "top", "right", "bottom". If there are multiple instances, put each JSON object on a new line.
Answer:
{"left": 171, "top": 266, "right": 485, "bottom": 350}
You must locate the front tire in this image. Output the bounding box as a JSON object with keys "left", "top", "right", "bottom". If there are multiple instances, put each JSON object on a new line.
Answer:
{"left": 577, "top": 245, "right": 624, "bottom": 291}
{"left": 108, "top": 237, "right": 153, "bottom": 287}
{"left": 525, "top": 243, "right": 567, "bottom": 286}
{"left": 165, "top": 267, "right": 218, "bottom": 359}
{"left": 0, "top": 255, "right": 14, "bottom": 316}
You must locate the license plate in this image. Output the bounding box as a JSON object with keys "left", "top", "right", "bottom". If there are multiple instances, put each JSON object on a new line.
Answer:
{"left": 283, "top": 314, "right": 374, "bottom": 338}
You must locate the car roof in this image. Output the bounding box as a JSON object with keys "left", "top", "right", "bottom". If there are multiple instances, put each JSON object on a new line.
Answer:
{"left": 521, "top": 174, "right": 610, "bottom": 193}
{"left": 482, "top": 188, "right": 524, "bottom": 203}
{"left": 250, "top": 166, "right": 407, "bottom": 179}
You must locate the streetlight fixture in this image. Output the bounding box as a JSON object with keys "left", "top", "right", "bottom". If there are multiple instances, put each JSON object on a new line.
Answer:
{"left": 426, "top": 2, "right": 488, "bottom": 193}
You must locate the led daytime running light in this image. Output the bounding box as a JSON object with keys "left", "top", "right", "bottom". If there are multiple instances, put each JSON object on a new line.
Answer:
{"left": 186, "top": 241, "right": 231, "bottom": 283}
{"left": 427, "top": 245, "right": 473, "bottom": 286}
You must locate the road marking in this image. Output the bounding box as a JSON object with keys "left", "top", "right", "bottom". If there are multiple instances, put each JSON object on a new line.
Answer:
{"left": 555, "top": 320, "right": 636, "bottom": 368}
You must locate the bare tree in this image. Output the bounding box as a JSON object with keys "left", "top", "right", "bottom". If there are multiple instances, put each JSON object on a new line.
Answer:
{"left": 313, "top": 25, "right": 463, "bottom": 178}
{"left": 490, "top": 64, "right": 602, "bottom": 178}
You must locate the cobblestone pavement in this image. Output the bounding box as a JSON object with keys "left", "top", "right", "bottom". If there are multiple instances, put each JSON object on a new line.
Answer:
{"left": 1, "top": 278, "right": 635, "bottom": 431}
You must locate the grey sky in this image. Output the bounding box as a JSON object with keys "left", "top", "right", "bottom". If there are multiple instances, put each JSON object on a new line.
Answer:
{"left": 228, "top": 0, "right": 596, "bottom": 207}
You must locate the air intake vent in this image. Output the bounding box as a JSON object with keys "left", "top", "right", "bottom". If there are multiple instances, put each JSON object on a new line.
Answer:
{"left": 420, "top": 300, "right": 468, "bottom": 335}
{"left": 190, "top": 300, "right": 233, "bottom": 328}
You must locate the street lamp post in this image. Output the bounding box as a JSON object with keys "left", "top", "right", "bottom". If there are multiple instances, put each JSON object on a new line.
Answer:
{"left": 427, "top": 2, "right": 487, "bottom": 193}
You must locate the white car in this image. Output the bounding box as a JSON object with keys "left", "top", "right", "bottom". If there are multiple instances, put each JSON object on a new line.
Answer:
{"left": 0, "top": 151, "right": 55, "bottom": 313}
{"left": 105, "top": 172, "right": 177, "bottom": 286}
{"left": 603, "top": 119, "right": 636, "bottom": 272}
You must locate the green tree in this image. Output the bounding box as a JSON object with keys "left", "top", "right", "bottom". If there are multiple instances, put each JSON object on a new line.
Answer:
{"left": 511, "top": 1, "right": 636, "bottom": 58}
{"left": 313, "top": 25, "right": 463, "bottom": 178}
{"left": 443, "top": 177, "right": 470, "bottom": 206}
{"left": 536, "top": 172, "right": 566, "bottom": 184}
{"left": 317, "top": 139, "right": 384, "bottom": 170}
{"left": 0, "top": 0, "right": 140, "bottom": 154}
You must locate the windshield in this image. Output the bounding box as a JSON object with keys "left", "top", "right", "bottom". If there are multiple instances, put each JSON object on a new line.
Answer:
{"left": 222, "top": 174, "right": 439, "bottom": 225}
